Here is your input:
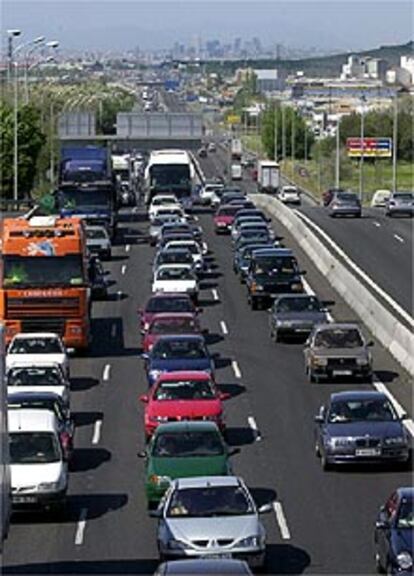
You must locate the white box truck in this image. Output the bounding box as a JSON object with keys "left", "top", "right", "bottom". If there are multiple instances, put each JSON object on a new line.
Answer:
{"left": 231, "top": 138, "right": 242, "bottom": 160}
{"left": 231, "top": 163, "right": 242, "bottom": 181}
{"left": 257, "top": 160, "right": 280, "bottom": 194}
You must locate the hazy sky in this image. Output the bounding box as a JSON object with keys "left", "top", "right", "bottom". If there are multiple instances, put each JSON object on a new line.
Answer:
{"left": 2, "top": 0, "right": 413, "bottom": 52}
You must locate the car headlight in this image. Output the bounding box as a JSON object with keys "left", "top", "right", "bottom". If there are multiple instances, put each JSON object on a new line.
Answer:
{"left": 328, "top": 437, "right": 353, "bottom": 447}
{"left": 397, "top": 552, "right": 413, "bottom": 570}
{"left": 168, "top": 539, "right": 186, "bottom": 550}
{"left": 143, "top": 322, "right": 150, "bottom": 330}
{"left": 251, "top": 282, "right": 264, "bottom": 292}
{"left": 217, "top": 221, "right": 226, "bottom": 227}
{"left": 312, "top": 357, "right": 327, "bottom": 367}
{"left": 37, "top": 481, "right": 61, "bottom": 492}
{"left": 239, "top": 535, "right": 264, "bottom": 548}
{"left": 149, "top": 415, "right": 169, "bottom": 423}
{"left": 149, "top": 474, "right": 171, "bottom": 486}
{"left": 356, "top": 357, "right": 369, "bottom": 365}
{"left": 291, "top": 282, "right": 303, "bottom": 292}
{"left": 384, "top": 436, "right": 406, "bottom": 445}
{"left": 276, "top": 320, "right": 292, "bottom": 327}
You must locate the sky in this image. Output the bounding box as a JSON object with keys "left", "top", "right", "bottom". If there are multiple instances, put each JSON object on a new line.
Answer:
{"left": 2, "top": 0, "right": 413, "bottom": 53}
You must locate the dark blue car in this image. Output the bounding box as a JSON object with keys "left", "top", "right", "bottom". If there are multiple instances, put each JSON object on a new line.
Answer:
{"left": 142, "top": 334, "right": 214, "bottom": 387}
{"left": 314, "top": 391, "right": 409, "bottom": 470}
{"left": 375, "top": 487, "right": 413, "bottom": 574}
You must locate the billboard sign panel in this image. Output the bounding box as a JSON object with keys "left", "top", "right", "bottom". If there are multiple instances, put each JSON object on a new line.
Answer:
{"left": 346, "top": 137, "right": 392, "bottom": 158}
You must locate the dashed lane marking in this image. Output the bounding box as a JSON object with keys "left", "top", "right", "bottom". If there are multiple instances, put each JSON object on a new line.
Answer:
{"left": 92, "top": 420, "right": 102, "bottom": 445}
{"left": 231, "top": 360, "right": 242, "bottom": 379}
{"left": 373, "top": 221, "right": 381, "bottom": 228}
{"left": 273, "top": 501, "right": 291, "bottom": 540}
{"left": 212, "top": 288, "right": 219, "bottom": 301}
{"left": 247, "top": 416, "right": 261, "bottom": 441}
{"left": 220, "top": 320, "right": 228, "bottom": 335}
{"left": 121, "top": 265, "right": 127, "bottom": 275}
{"left": 126, "top": 244, "right": 131, "bottom": 252}
{"left": 103, "top": 364, "right": 111, "bottom": 381}
{"left": 74, "top": 508, "right": 88, "bottom": 545}
{"left": 394, "top": 234, "right": 404, "bottom": 243}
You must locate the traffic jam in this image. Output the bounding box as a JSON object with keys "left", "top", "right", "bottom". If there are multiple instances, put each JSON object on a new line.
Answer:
{"left": 2, "top": 146, "right": 413, "bottom": 575}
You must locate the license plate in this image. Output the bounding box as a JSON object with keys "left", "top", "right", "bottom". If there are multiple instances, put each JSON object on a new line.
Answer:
{"left": 202, "top": 553, "right": 233, "bottom": 559}
{"left": 294, "top": 328, "right": 309, "bottom": 333}
{"left": 356, "top": 448, "right": 381, "bottom": 457}
{"left": 333, "top": 369, "right": 352, "bottom": 376}
{"left": 13, "top": 496, "right": 37, "bottom": 503}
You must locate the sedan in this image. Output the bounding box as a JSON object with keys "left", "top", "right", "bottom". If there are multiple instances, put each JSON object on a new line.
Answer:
{"left": 279, "top": 186, "right": 301, "bottom": 205}
{"left": 6, "top": 332, "right": 69, "bottom": 379}
{"left": 142, "top": 336, "right": 214, "bottom": 387}
{"left": 142, "top": 313, "right": 202, "bottom": 353}
{"left": 314, "top": 391, "right": 410, "bottom": 470}
{"left": 139, "top": 293, "right": 199, "bottom": 332}
{"left": 152, "top": 250, "right": 195, "bottom": 278}
{"left": 152, "top": 265, "right": 198, "bottom": 302}
{"left": 214, "top": 205, "right": 243, "bottom": 234}
{"left": 233, "top": 243, "right": 273, "bottom": 282}
{"left": 6, "top": 362, "right": 70, "bottom": 407}
{"left": 85, "top": 225, "right": 111, "bottom": 259}
{"left": 149, "top": 215, "right": 184, "bottom": 246}
{"left": 152, "top": 476, "right": 271, "bottom": 568}
{"left": 139, "top": 421, "right": 233, "bottom": 507}
{"left": 374, "top": 487, "right": 413, "bottom": 574}
{"left": 329, "top": 192, "right": 362, "bottom": 218}
{"left": 269, "top": 294, "right": 333, "bottom": 341}
{"left": 385, "top": 192, "right": 413, "bottom": 217}
{"left": 304, "top": 323, "right": 373, "bottom": 383}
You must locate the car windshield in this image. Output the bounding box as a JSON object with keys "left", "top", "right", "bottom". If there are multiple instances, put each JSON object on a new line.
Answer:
{"left": 146, "top": 297, "right": 192, "bottom": 313}
{"left": 337, "top": 193, "right": 358, "bottom": 203}
{"left": 3, "top": 255, "right": 85, "bottom": 287}
{"left": 7, "top": 367, "right": 63, "bottom": 386}
{"left": 152, "top": 196, "right": 177, "bottom": 206}
{"left": 328, "top": 398, "right": 398, "bottom": 423}
{"left": 152, "top": 216, "right": 180, "bottom": 227}
{"left": 217, "top": 207, "right": 239, "bottom": 216}
{"left": 277, "top": 297, "right": 320, "bottom": 313}
{"left": 152, "top": 339, "right": 206, "bottom": 360}
{"left": 159, "top": 252, "right": 192, "bottom": 265}
{"left": 394, "top": 193, "right": 412, "bottom": 201}
{"left": 238, "top": 231, "right": 269, "bottom": 243}
{"left": 150, "top": 318, "right": 198, "bottom": 335}
{"left": 167, "top": 485, "right": 254, "bottom": 518}
{"left": 154, "top": 379, "right": 215, "bottom": 400}
{"left": 9, "top": 338, "right": 62, "bottom": 354}
{"left": 168, "top": 243, "right": 198, "bottom": 255}
{"left": 9, "top": 432, "right": 61, "bottom": 464}
{"left": 86, "top": 228, "right": 107, "bottom": 240}
{"left": 156, "top": 267, "right": 194, "bottom": 281}
{"left": 254, "top": 256, "right": 297, "bottom": 275}
{"left": 57, "top": 188, "right": 110, "bottom": 209}
{"left": 8, "top": 398, "right": 65, "bottom": 421}
{"left": 397, "top": 499, "right": 414, "bottom": 529}
{"left": 314, "top": 328, "right": 363, "bottom": 348}
{"left": 153, "top": 431, "right": 224, "bottom": 458}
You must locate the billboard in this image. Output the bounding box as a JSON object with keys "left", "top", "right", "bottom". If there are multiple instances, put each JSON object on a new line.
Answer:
{"left": 346, "top": 137, "right": 392, "bottom": 158}
{"left": 116, "top": 113, "right": 202, "bottom": 139}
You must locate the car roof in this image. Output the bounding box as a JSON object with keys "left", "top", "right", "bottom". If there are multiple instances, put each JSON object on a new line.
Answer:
{"left": 330, "top": 390, "right": 386, "bottom": 403}
{"left": 150, "top": 292, "right": 191, "bottom": 300}
{"left": 149, "top": 312, "right": 196, "bottom": 321}
{"left": 154, "top": 334, "right": 205, "bottom": 343}
{"left": 8, "top": 408, "right": 58, "bottom": 433}
{"left": 314, "top": 322, "right": 361, "bottom": 331}
{"left": 252, "top": 248, "right": 293, "bottom": 256}
{"left": 8, "top": 391, "right": 62, "bottom": 403}
{"left": 175, "top": 476, "right": 241, "bottom": 489}
{"left": 157, "top": 370, "right": 212, "bottom": 381}
{"left": 154, "top": 421, "right": 220, "bottom": 434}
{"left": 11, "top": 332, "right": 61, "bottom": 340}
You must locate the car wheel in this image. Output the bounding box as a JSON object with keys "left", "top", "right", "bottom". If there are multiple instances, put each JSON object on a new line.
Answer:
{"left": 321, "top": 451, "right": 332, "bottom": 471}
{"left": 251, "top": 297, "right": 258, "bottom": 310}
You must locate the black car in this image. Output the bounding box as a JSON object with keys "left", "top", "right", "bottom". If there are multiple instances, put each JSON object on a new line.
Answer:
{"left": 8, "top": 391, "right": 75, "bottom": 461}
{"left": 233, "top": 242, "right": 273, "bottom": 282}
{"left": 234, "top": 231, "right": 272, "bottom": 253}
{"left": 269, "top": 294, "right": 333, "bottom": 341}
{"left": 246, "top": 248, "right": 305, "bottom": 309}
{"left": 89, "top": 256, "right": 109, "bottom": 300}
{"left": 375, "top": 487, "right": 413, "bottom": 574}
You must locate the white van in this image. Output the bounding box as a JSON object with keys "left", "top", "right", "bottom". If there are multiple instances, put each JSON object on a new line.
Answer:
{"left": 231, "top": 164, "right": 242, "bottom": 181}
{"left": 9, "top": 409, "right": 68, "bottom": 512}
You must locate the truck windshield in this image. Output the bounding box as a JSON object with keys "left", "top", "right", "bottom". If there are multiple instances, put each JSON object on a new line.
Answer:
{"left": 57, "top": 189, "right": 111, "bottom": 209}
{"left": 9, "top": 432, "right": 61, "bottom": 464}
{"left": 3, "top": 255, "right": 85, "bottom": 287}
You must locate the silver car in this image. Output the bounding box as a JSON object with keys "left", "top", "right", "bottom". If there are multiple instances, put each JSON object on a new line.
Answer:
{"left": 385, "top": 191, "right": 413, "bottom": 217}
{"left": 152, "top": 476, "right": 271, "bottom": 568}
{"left": 85, "top": 225, "right": 111, "bottom": 259}
{"left": 329, "top": 192, "right": 361, "bottom": 218}
{"left": 149, "top": 215, "right": 185, "bottom": 246}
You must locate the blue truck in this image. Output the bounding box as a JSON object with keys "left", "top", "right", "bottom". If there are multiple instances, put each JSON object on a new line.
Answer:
{"left": 55, "top": 146, "right": 118, "bottom": 238}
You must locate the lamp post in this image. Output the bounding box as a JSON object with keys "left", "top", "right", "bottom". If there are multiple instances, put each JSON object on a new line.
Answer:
{"left": 24, "top": 39, "right": 59, "bottom": 103}
{"left": 359, "top": 95, "right": 367, "bottom": 202}
{"left": 7, "top": 29, "right": 21, "bottom": 85}
{"left": 392, "top": 92, "right": 398, "bottom": 193}
{"left": 281, "top": 104, "right": 286, "bottom": 161}
{"left": 335, "top": 116, "right": 341, "bottom": 189}
{"left": 291, "top": 107, "right": 296, "bottom": 177}
{"left": 273, "top": 101, "right": 278, "bottom": 162}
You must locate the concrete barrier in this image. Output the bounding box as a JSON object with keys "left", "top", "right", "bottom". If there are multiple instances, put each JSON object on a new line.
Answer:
{"left": 254, "top": 194, "right": 414, "bottom": 377}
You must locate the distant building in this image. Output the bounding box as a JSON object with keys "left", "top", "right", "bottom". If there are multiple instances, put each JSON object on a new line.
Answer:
{"left": 340, "top": 55, "right": 366, "bottom": 80}
{"left": 366, "top": 58, "right": 388, "bottom": 80}
{"left": 400, "top": 55, "right": 414, "bottom": 84}
{"left": 386, "top": 67, "right": 412, "bottom": 88}
{"left": 254, "top": 69, "right": 286, "bottom": 93}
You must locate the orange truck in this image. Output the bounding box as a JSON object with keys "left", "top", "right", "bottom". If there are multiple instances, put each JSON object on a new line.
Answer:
{"left": 0, "top": 216, "right": 91, "bottom": 350}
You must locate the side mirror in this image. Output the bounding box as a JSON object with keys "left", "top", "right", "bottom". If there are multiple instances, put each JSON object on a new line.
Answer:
{"left": 137, "top": 450, "right": 147, "bottom": 458}
{"left": 149, "top": 509, "right": 162, "bottom": 518}
{"left": 141, "top": 353, "right": 149, "bottom": 360}
{"left": 258, "top": 503, "right": 273, "bottom": 514}
{"left": 219, "top": 392, "right": 231, "bottom": 401}
{"left": 139, "top": 394, "right": 149, "bottom": 403}
{"left": 314, "top": 415, "right": 324, "bottom": 424}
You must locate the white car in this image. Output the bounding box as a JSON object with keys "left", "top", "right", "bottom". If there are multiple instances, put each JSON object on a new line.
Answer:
{"left": 152, "top": 264, "right": 198, "bottom": 300}
{"left": 163, "top": 240, "right": 205, "bottom": 272}
{"left": 371, "top": 189, "right": 391, "bottom": 208}
{"left": 150, "top": 205, "right": 186, "bottom": 223}
{"left": 199, "top": 182, "right": 224, "bottom": 206}
{"left": 6, "top": 333, "right": 70, "bottom": 379}
{"left": 6, "top": 363, "right": 70, "bottom": 408}
{"left": 85, "top": 225, "right": 111, "bottom": 259}
{"left": 8, "top": 409, "right": 68, "bottom": 511}
{"left": 148, "top": 195, "right": 180, "bottom": 220}
{"left": 279, "top": 185, "right": 301, "bottom": 205}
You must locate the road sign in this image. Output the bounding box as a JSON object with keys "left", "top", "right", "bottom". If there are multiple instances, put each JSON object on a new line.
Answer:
{"left": 346, "top": 137, "right": 392, "bottom": 158}
{"left": 227, "top": 114, "right": 241, "bottom": 125}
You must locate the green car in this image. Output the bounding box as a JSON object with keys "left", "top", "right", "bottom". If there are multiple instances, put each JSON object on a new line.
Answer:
{"left": 139, "top": 421, "right": 236, "bottom": 508}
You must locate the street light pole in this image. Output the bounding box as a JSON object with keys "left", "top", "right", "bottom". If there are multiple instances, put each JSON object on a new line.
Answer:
{"left": 281, "top": 104, "right": 286, "bottom": 161}
{"left": 359, "top": 96, "right": 366, "bottom": 202}
{"left": 7, "top": 29, "right": 21, "bottom": 85}
{"left": 291, "top": 108, "right": 296, "bottom": 177}
{"left": 274, "top": 101, "right": 278, "bottom": 162}
{"left": 392, "top": 92, "right": 398, "bottom": 193}
{"left": 13, "top": 61, "right": 19, "bottom": 201}
{"left": 23, "top": 36, "right": 46, "bottom": 103}
{"left": 335, "top": 116, "right": 341, "bottom": 189}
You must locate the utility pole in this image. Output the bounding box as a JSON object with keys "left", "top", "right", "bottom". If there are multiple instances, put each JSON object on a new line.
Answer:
{"left": 13, "top": 61, "right": 19, "bottom": 201}
{"left": 392, "top": 92, "right": 398, "bottom": 193}
{"left": 291, "top": 108, "right": 296, "bottom": 177}
{"left": 359, "top": 96, "right": 366, "bottom": 202}
{"left": 50, "top": 99, "right": 55, "bottom": 188}
{"left": 274, "top": 101, "right": 278, "bottom": 162}
{"left": 335, "top": 116, "right": 341, "bottom": 189}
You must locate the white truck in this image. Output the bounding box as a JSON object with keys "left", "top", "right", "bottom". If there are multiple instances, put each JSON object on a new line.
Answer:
{"left": 257, "top": 160, "right": 280, "bottom": 194}
{"left": 231, "top": 163, "right": 242, "bottom": 181}
{"left": 231, "top": 138, "right": 242, "bottom": 160}
{"left": 0, "top": 324, "right": 11, "bottom": 551}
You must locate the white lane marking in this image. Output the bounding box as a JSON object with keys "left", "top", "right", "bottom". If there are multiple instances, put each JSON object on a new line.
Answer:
{"left": 373, "top": 221, "right": 381, "bottom": 228}
{"left": 394, "top": 234, "right": 404, "bottom": 243}
{"left": 294, "top": 210, "right": 414, "bottom": 328}
{"left": 117, "top": 290, "right": 123, "bottom": 299}
{"left": 220, "top": 320, "right": 228, "bottom": 335}
{"left": 92, "top": 420, "right": 102, "bottom": 445}
{"left": 125, "top": 244, "right": 130, "bottom": 252}
{"left": 121, "top": 265, "right": 127, "bottom": 275}
{"left": 232, "top": 360, "right": 242, "bottom": 379}
{"left": 302, "top": 277, "right": 334, "bottom": 322}
{"left": 373, "top": 379, "right": 414, "bottom": 437}
{"left": 273, "top": 501, "right": 291, "bottom": 540}
{"left": 75, "top": 508, "right": 88, "bottom": 545}
{"left": 247, "top": 416, "right": 261, "bottom": 441}
{"left": 102, "top": 364, "right": 111, "bottom": 381}
{"left": 212, "top": 288, "right": 219, "bottom": 301}
{"left": 111, "top": 324, "right": 117, "bottom": 338}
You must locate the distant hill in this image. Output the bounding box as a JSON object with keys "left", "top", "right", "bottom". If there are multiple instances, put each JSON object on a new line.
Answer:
{"left": 204, "top": 41, "right": 414, "bottom": 77}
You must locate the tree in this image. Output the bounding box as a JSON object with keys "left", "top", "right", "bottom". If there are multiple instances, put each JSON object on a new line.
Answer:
{"left": 261, "top": 104, "right": 314, "bottom": 160}
{"left": 0, "top": 102, "right": 45, "bottom": 199}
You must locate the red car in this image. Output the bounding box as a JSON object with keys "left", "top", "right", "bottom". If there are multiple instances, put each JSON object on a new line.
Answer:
{"left": 139, "top": 371, "right": 229, "bottom": 439}
{"left": 213, "top": 204, "right": 245, "bottom": 234}
{"left": 142, "top": 312, "right": 202, "bottom": 353}
{"left": 139, "top": 292, "right": 199, "bottom": 332}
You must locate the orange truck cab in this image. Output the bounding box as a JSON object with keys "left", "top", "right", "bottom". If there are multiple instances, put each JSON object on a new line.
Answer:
{"left": 1, "top": 216, "right": 91, "bottom": 350}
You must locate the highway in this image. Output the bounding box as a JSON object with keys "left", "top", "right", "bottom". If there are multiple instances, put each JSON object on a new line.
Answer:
{"left": 3, "top": 158, "right": 413, "bottom": 574}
